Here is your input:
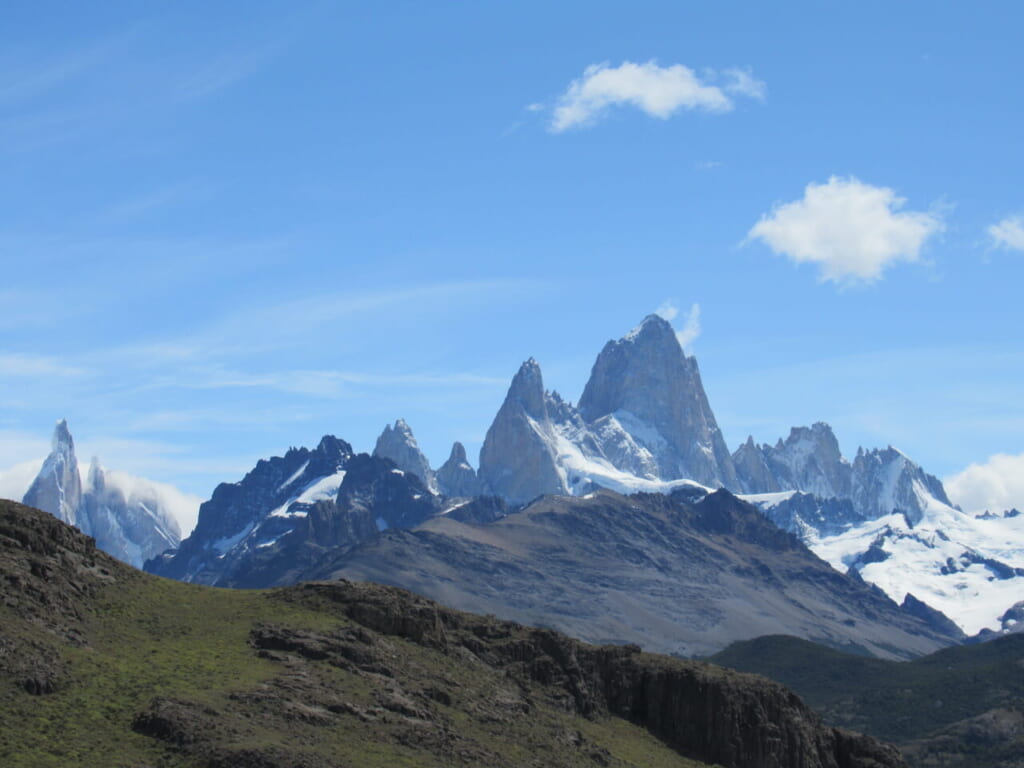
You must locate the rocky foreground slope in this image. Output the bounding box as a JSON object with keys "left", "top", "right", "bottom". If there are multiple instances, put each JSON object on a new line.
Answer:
{"left": 1, "top": 499, "right": 903, "bottom": 768}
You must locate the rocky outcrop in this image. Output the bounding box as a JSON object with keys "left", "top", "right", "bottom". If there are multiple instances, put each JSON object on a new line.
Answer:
{"left": 283, "top": 580, "right": 907, "bottom": 768}
{"left": 373, "top": 419, "right": 438, "bottom": 493}
{"left": 435, "top": 441, "right": 479, "bottom": 497}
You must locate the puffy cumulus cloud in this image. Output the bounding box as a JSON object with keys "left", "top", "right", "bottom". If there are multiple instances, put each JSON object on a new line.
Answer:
{"left": 748, "top": 176, "right": 943, "bottom": 283}
{"left": 654, "top": 301, "right": 701, "bottom": 349}
{"left": 550, "top": 60, "right": 764, "bottom": 132}
{"left": 945, "top": 452, "right": 1024, "bottom": 515}
{"left": 989, "top": 215, "right": 1024, "bottom": 251}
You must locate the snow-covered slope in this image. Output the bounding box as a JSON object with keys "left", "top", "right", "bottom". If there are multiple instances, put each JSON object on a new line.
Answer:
{"left": 744, "top": 486, "right": 1024, "bottom": 635}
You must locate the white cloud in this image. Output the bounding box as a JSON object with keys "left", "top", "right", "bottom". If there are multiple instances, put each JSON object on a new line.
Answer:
{"left": 723, "top": 68, "right": 767, "bottom": 100}
{"left": 550, "top": 60, "right": 762, "bottom": 132}
{"left": 945, "top": 452, "right": 1024, "bottom": 515}
{"left": 525, "top": 102, "right": 544, "bottom": 112}
{"left": 654, "top": 300, "right": 679, "bottom": 322}
{"left": 655, "top": 301, "right": 701, "bottom": 349}
{"left": 0, "top": 459, "right": 43, "bottom": 502}
{"left": 676, "top": 303, "right": 702, "bottom": 349}
{"left": 989, "top": 215, "right": 1024, "bottom": 251}
{"left": 100, "top": 467, "right": 202, "bottom": 537}
{"left": 748, "top": 176, "right": 943, "bottom": 283}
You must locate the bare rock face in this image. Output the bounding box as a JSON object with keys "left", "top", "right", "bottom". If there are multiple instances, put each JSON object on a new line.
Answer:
{"left": 578, "top": 314, "right": 738, "bottom": 488}
{"left": 733, "top": 436, "right": 782, "bottom": 494}
{"left": 478, "top": 359, "right": 567, "bottom": 504}
{"left": 23, "top": 420, "right": 82, "bottom": 528}
{"left": 435, "top": 441, "right": 479, "bottom": 497}
{"left": 373, "top": 419, "right": 438, "bottom": 493}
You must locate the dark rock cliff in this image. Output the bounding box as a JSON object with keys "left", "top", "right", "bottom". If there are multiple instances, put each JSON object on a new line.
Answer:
{"left": 283, "top": 580, "right": 907, "bottom": 768}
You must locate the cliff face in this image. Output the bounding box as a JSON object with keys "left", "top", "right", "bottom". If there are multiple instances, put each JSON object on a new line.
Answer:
{"left": 286, "top": 580, "right": 906, "bottom": 768}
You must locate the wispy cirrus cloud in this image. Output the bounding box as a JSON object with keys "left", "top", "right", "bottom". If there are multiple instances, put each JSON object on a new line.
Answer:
{"left": 655, "top": 301, "right": 702, "bottom": 350}
{"left": 747, "top": 176, "right": 943, "bottom": 283}
{"left": 0, "top": 353, "right": 86, "bottom": 378}
{"left": 101, "top": 278, "right": 550, "bottom": 367}
{"left": 549, "top": 60, "right": 765, "bottom": 133}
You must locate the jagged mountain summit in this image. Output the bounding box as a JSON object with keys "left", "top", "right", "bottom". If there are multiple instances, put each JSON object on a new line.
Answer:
{"left": 21, "top": 420, "right": 180, "bottom": 568}
{"left": 435, "top": 440, "right": 480, "bottom": 497}
{"left": 23, "top": 419, "right": 82, "bottom": 527}
{"left": 146, "top": 434, "right": 502, "bottom": 587}
{"left": 736, "top": 423, "right": 1024, "bottom": 635}
{"left": 578, "top": 314, "right": 738, "bottom": 488}
{"left": 373, "top": 418, "right": 438, "bottom": 493}
{"left": 478, "top": 315, "right": 734, "bottom": 503}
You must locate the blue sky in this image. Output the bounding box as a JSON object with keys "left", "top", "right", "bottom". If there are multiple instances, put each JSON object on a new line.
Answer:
{"left": 2, "top": 1, "right": 1023, "bottom": 531}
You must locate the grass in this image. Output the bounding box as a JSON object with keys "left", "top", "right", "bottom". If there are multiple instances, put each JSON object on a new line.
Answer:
{"left": 1, "top": 570, "right": 709, "bottom": 768}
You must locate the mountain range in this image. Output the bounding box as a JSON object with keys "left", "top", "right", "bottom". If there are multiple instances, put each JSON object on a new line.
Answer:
{"left": 13, "top": 315, "right": 1023, "bottom": 651}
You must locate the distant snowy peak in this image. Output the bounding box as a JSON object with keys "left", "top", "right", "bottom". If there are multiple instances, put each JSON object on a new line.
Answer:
{"left": 734, "top": 422, "right": 950, "bottom": 524}
{"left": 435, "top": 441, "right": 479, "bottom": 497}
{"left": 478, "top": 317, "right": 738, "bottom": 504}
{"left": 579, "top": 314, "right": 738, "bottom": 488}
{"left": 149, "top": 434, "right": 354, "bottom": 583}
{"left": 478, "top": 359, "right": 567, "bottom": 504}
{"left": 21, "top": 420, "right": 182, "bottom": 568}
{"left": 23, "top": 419, "right": 82, "bottom": 526}
{"left": 373, "top": 419, "right": 437, "bottom": 493}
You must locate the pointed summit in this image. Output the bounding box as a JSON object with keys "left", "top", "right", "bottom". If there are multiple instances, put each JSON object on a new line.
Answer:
{"left": 479, "top": 359, "right": 566, "bottom": 504}
{"left": 623, "top": 313, "right": 680, "bottom": 347}
{"left": 436, "top": 441, "right": 479, "bottom": 497}
{"left": 373, "top": 419, "right": 437, "bottom": 493}
{"left": 24, "top": 419, "right": 83, "bottom": 527}
{"left": 578, "top": 317, "right": 738, "bottom": 488}
{"left": 506, "top": 357, "right": 547, "bottom": 419}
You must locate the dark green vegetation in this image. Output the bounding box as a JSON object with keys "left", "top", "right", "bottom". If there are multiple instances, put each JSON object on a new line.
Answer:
{"left": 711, "top": 634, "right": 1024, "bottom": 767}
{"left": 0, "top": 500, "right": 905, "bottom": 768}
